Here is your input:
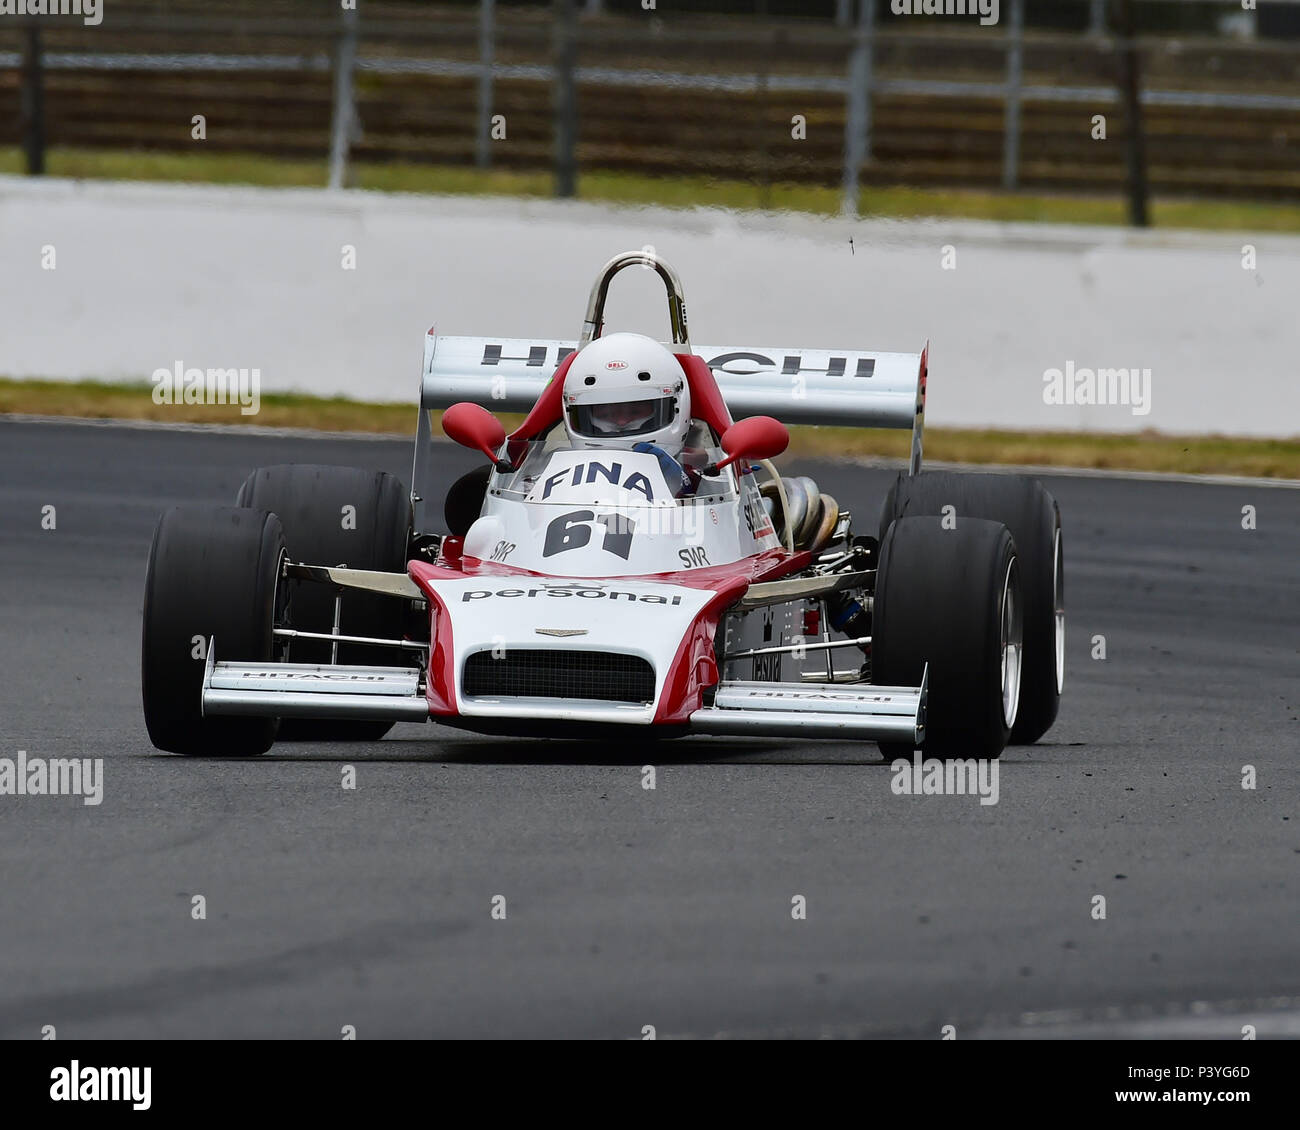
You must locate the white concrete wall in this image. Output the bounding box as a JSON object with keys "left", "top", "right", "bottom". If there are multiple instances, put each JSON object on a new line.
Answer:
{"left": 1, "top": 175, "right": 1295, "bottom": 437}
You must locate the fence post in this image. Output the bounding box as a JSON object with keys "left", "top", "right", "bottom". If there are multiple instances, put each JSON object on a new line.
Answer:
{"left": 553, "top": 0, "right": 578, "bottom": 198}
{"left": 840, "top": 0, "right": 875, "bottom": 218}
{"left": 476, "top": 0, "right": 496, "bottom": 168}
{"left": 328, "top": 3, "right": 360, "bottom": 190}
{"left": 20, "top": 23, "right": 46, "bottom": 176}
{"left": 756, "top": 0, "right": 772, "bottom": 210}
{"left": 1112, "top": 0, "right": 1149, "bottom": 226}
{"left": 1002, "top": 0, "right": 1024, "bottom": 191}
{"left": 1088, "top": 0, "right": 1106, "bottom": 37}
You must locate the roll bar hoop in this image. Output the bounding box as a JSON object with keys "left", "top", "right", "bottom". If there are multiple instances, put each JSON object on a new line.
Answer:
{"left": 579, "top": 250, "right": 690, "bottom": 349}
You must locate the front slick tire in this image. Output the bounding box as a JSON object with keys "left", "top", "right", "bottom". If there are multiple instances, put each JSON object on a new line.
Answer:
{"left": 873, "top": 516, "right": 1022, "bottom": 761}
{"left": 141, "top": 506, "right": 284, "bottom": 756}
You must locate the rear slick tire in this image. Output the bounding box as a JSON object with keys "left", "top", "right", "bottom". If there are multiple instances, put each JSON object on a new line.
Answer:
{"left": 235, "top": 464, "right": 412, "bottom": 741}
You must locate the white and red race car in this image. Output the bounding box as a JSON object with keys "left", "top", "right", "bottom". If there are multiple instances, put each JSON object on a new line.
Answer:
{"left": 142, "top": 250, "right": 1063, "bottom": 759}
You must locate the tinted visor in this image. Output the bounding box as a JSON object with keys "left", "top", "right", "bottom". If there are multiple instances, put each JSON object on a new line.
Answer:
{"left": 567, "top": 396, "right": 674, "bottom": 439}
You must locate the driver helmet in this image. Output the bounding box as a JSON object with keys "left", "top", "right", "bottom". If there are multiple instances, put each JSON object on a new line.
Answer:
{"left": 562, "top": 332, "right": 691, "bottom": 452}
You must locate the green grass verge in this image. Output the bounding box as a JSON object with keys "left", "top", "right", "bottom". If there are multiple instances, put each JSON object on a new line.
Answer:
{"left": 4, "top": 378, "right": 1296, "bottom": 479}
{"left": 6, "top": 146, "right": 1300, "bottom": 232}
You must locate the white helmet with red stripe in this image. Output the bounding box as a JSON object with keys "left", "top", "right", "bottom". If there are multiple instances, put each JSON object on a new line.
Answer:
{"left": 562, "top": 332, "right": 691, "bottom": 451}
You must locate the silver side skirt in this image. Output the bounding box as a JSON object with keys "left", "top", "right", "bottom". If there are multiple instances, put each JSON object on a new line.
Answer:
{"left": 692, "top": 669, "right": 926, "bottom": 742}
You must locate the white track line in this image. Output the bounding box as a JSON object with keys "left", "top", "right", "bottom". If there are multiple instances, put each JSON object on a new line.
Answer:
{"left": 662, "top": 993, "right": 1300, "bottom": 1040}
{"left": 847, "top": 454, "right": 1300, "bottom": 490}
{"left": 0, "top": 412, "right": 412, "bottom": 443}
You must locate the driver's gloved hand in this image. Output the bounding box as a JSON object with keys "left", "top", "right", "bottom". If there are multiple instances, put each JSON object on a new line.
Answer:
{"left": 633, "top": 442, "right": 699, "bottom": 498}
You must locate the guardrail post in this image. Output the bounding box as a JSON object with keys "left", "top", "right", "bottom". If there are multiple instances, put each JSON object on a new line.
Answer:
{"left": 476, "top": 0, "right": 496, "bottom": 168}
{"left": 1112, "top": 0, "right": 1149, "bottom": 226}
{"left": 1002, "top": 0, "right": 1024, "bottom": 191}
{"left": 840, "top": 0, "right": 875, "bottom": 218}
{"left": 756, "top": 0, "right": 774, "bottom": 210}
{"left": 327, "top": 3, "right": 360, "bottom": 190}
{"left": 1088, "top": 0, "right": 1107, "bottom": 37}
{"left": 553, "top": 0, "right": 578, "bottom": 198}
{"left": 20, "top": 23, "right": 46, "bottom": 176}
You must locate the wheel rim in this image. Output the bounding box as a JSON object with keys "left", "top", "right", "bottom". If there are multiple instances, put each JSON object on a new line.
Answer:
{"left": 1000, "top": 557, "right": 1024, "bottom": 730}
{"left": 1052, "top": 526, "right": 1065, "bottom": 695}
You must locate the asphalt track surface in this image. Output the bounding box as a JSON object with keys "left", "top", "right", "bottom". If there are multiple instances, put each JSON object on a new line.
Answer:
{"left": 0, "top": 418, "right": 1296, "bottom": 1039}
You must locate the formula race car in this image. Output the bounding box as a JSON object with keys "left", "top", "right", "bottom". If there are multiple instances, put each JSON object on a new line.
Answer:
{"left": 142, "top": 250, "right": 1064, "bottom": 759}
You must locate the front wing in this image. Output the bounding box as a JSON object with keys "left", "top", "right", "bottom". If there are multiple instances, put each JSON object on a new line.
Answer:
{"left": 201, "top": 644, "right": 928, "bottom": 744}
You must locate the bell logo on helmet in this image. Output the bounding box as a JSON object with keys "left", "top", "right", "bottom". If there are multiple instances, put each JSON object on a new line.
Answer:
{"left": 605, "top": 360, "right": 628, "bottom": 370}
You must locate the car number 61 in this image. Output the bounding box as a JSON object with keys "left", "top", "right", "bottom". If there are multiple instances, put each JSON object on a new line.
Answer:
{"left": 542, "top": 510, "right": 637, "bottom": 560}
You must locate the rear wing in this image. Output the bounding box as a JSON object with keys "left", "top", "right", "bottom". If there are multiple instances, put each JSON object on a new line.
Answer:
{"left": 420, "top": 334, "right": 926, "bottom": 430}
{"left": 411, "top": 332, "right": 928, "bottom": 537}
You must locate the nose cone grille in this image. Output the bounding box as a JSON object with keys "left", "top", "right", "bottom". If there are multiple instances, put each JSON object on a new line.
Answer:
{"left": 462, "top": 649, "right": 655, "bottom": 705}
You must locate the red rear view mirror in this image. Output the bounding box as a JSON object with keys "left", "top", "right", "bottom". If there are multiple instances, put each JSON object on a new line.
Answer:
{"left": 442, "top": 402, "right": 508, "bottom": 467}
{"left": 715, "top": 415, "right": 790, "bottom": 471}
